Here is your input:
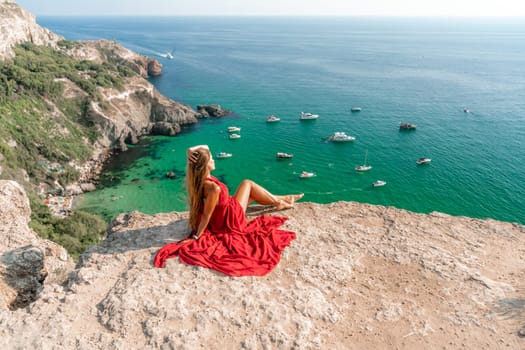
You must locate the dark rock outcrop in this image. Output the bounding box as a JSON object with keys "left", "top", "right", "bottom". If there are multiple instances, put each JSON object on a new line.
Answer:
{"left": 197, "top": 104, "right": 231, "bottom": 117}
{"left": 2, "top": 246, "right": 47, "bottom": 310}
{"left": 150, "top": 121, "right": 180, "bottom": 136}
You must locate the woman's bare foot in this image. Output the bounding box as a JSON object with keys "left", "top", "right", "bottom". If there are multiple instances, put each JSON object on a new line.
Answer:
{"left": 274, "top": 193, "right": 304, "bottom": 210}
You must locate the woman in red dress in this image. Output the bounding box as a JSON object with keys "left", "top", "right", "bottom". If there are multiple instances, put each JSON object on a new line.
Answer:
{"left": 153, "top": 145, "right": 303, "bottom": 276}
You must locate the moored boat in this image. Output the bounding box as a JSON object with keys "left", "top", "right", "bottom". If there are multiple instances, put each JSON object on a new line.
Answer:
{"left": 399, "top": 122, "right": 417, "bottom": 130}
{"left": 300, "top": 112, "right": 319, "bottom": 120}
{"left": 300, "top": 171, "right": 316, "bottom": 178}
{"left": 356, "top": 165, "right": 372, "bottom": 171}
{"left": 328, "top": 132, "right": 355, "bottom": 142}
{"left": 266, "top": 115, "right": 281, "bottom": 123}
{"left": 416, "top": 157, "right": 431, "bottom": 165}
{"left": 229, "top": 133, "right": 241, "bottom": 139}
{"left": 276, "top": 152, "right": 293, "bottom": 159}
{"left": 373, "top": 180, "right": 386, "bottom": 187}
{"left": 216, "top": 152, "right": 232, "bottom": 159}
{"left": 351, "top": 107, "right": 362, "bottom": 112}
{"left": 355, "top": 150, "right": 372, "bottom": 171}
{"left": 227, "top": 126, "right": 241, "bottom": 133}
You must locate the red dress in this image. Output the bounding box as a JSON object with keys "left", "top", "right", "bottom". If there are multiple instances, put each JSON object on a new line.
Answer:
{"left": 153, "top": 176, "right": 296, "bottom": 276}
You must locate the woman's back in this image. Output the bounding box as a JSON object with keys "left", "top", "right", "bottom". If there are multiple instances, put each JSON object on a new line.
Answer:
{"left": 206, "top": 176, "right": 247, "bottom": 234}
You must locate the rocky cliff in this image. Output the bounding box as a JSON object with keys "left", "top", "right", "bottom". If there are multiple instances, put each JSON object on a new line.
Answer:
{"left": 0, "top": 0, "right": 62, "bottom": 59}
{"left": 0, "top": 180, "right": 524, "bottom": 349}
{"left": 0, "top": 0, "right": 205, "bottom": 193}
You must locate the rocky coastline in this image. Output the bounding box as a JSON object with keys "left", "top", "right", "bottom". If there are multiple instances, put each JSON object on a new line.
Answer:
{"left": 1, "top": 0, "right": 232, "bottom": 205}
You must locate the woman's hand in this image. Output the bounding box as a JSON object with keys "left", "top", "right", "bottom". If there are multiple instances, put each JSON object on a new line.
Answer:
{"left": 187, "top": 145, "right": 209, "bottom": 164}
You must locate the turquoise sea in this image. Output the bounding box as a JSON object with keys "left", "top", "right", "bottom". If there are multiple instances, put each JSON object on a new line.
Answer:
{"left": 38, "top": 16, "right": 525, "bottom": 224}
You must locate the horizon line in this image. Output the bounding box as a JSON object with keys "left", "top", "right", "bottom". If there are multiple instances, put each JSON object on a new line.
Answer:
{"left": 36, "top": 14, "right": 525, "bottom": 18}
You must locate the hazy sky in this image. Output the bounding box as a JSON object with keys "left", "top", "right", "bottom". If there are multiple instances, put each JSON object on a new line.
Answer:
{"left": 16, "top": 0, "right": 525, "bottom": 17}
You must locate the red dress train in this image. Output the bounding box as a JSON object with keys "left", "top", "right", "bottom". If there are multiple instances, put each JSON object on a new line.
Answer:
{"left": 153, "top": 176, "right": 296, "bottom": 276}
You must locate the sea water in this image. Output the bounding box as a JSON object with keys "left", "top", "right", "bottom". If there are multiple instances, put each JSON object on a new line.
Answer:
{"left": 38, "top": 16, "right": 525, "bottom": 224}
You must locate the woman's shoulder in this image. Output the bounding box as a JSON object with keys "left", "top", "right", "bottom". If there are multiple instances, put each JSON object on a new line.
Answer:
{"left": 204, "top": 178, "right": 221, "bottom": 194}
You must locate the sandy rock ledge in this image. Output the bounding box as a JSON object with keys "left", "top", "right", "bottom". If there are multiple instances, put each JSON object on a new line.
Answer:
{"left": 0, "top": 181, "right": 525, "bottom": 349}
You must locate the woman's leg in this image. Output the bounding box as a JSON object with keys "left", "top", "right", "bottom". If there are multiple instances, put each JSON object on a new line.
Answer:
{"left": 234, "top": 179, "right": 303, "bottom": 212}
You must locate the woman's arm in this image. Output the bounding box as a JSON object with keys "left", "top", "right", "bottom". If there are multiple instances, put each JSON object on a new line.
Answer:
{"left": 194, "top": 180, "right": 220, "bottom": 238}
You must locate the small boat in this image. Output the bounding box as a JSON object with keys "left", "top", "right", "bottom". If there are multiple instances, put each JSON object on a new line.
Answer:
{"left": 266, "top": 115, "right": 281, "bottom": 123}
{"left": 300, "top": 171, "right": 316, "bottom": 178}
{"left": 373, "top": 180, "right": 386, "bottom": 187}
{"left": 216, "top": 152, "right": 232, "bottom": 159}
{"left": 300, "top": 112, "right": 319, "bottom": 120}
{"left": 160, "top": 52, "right": 174, "bottom": 59}
{"left": 227, "top": 126, "right": 241, "bottom": 133}
{"left": 351, "top": 107, "right": 362, "bottom": 112}
{"left": 399, "top": 122, "right": 417, "bottom": 130}
{"left": 463, "top": 107, "right": 470, "bottom": 113}
{"left": 328, "top": 132, "right": 355, "bottom": 142}
{"left": 355, "top": 150, "right": 372, "bottom": 171}
{"left": 229, "top": 133, "right": 241, "bottom": 139}
{"left": 276, "top": 152, "right": 293, "bottom": 159}
{"left": 416, "top": 157, "right": 431, "bottom": 165}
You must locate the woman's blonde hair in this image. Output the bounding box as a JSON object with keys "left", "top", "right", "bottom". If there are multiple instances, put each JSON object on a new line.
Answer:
{"left": 186, "top": 147, "right": 211, "bottom": 232}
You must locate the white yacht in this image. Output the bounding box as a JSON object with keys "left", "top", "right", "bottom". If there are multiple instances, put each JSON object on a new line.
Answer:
{"left": 328, "top": 132, "right": 355, "bottom": 142}
{"left": 416, "top": 157, "right": 431, "bottom": 165}
{"left": 276, "top": 152, "right": 293, "bottom": 159}
{"left": 373, "top": 180, "right": 386, "bottom": 187}
{"left": 300, "top": 112, "right": 319, "bottom": 120}
{"left": 216, "top": 152, "right": 232, "bottom": 159}
{"left": 300, "top": 171, "right": 316, "bottom": 178}
{"left": 227, "top": 126, "right": 241, "bottom": 133}
{"left": 229, "top": 133, "right": 241, "bottom": 139}
{"left": 266, "top": 115, "right": 281, "bottom": 123}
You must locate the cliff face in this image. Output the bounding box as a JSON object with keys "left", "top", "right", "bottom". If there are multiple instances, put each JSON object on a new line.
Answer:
{"left": 0, "top": 1, "right": 201, "bottom": 193}
{"left": 0, "top": 180, "right": 524, "bottom": 349}
{"left": 0, "top": 0, "right": 62, "bottom": 59}
{"left": 64, "top": 39, "right": 163, "bottom": 78}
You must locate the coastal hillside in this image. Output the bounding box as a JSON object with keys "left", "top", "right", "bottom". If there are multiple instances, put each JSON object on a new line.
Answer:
{"left": 0, "top": 0, "right": 199, "bottom": 193}
{"left": 0, "top": 180, "right": 524, "bottom": 349}
{"left": 0, "top": 0, "right": 204, "bottom": 255}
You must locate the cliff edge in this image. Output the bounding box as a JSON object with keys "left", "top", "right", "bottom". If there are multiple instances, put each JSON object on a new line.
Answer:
{"left": 0, "top": 180, "right": 524, "bottom": 349}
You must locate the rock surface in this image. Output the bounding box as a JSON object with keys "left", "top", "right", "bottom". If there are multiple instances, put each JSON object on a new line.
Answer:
{"left": 64, "top": 39, "right": 162, "bottom": 78}
{"left": 0, "top": 0, "right": 62, "bottom": 59}
{"left": 1, "top": 183, "right": 524, "bottom": 349}
{"left": 0, "top": 181, "right": 74, "bottom": 311}
{"left": 197, "top": 104, "right": 231, "bottom": 117}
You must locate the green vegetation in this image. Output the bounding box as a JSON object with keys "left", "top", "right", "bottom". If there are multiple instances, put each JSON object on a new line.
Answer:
{"left": 0, "top": 41, "right": 138, "bottom": 259}
{"left": 29, "top": 193, "right": 107, "bottom": 260}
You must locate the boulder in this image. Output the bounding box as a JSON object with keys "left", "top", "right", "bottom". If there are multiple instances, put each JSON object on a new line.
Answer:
{"left": 0, "top": 180, "right": 74, "bottom": 311}
{"left": 79, "top": 183, "right": 96, "bottom": 192}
